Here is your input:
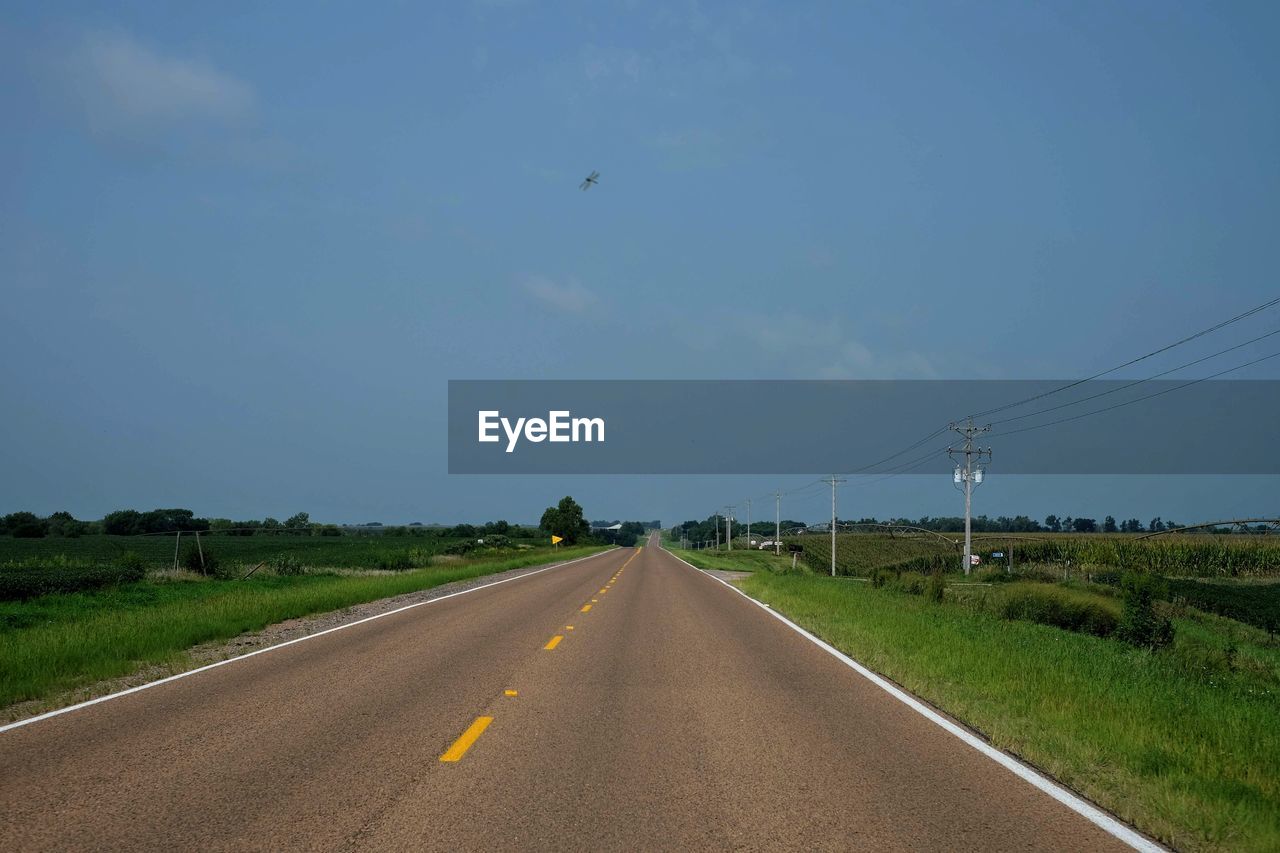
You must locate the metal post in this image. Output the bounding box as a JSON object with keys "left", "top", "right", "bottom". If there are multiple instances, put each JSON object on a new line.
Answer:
{"left": 724, "top": 505, "right": 735, "bottom": 551}
{"left": 195, "top": 531, "right": 206, "bottom": 574}
{"left": 173, "top": 531, "right": 181, "bottom": 572}
{"left": 746, "top": 499, "right": 752, "bottom": 549}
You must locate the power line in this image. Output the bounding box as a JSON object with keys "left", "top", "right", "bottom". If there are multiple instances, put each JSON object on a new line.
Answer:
{"left": 962, "top": 296, "right": 1280, "bottom": 422}
{"left": 990, "top": 326, "right": 1280, "bottom": 428}
{"left": 994, "top": 349, "right": 1280, "bottom": 438}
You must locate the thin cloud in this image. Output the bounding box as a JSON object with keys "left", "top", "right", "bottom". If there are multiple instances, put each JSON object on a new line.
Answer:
{"left": 520, "top": 275, "right": 598, "bottom": 315}
{"left": 63, "top": 30, "right": 253, "bottom": 131}
{"left": 742, "top": 312, "right": 938, "bottom": 379}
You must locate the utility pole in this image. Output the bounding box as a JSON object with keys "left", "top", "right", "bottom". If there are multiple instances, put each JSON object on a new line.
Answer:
{"left": 825, "top": 475, "right": 845, "bottom": 576}
{"left": 948, "top": 418, "right": 992, "bottom": 576}
{"left": 715, "top": 513, "right": 721, "bottom": 551}
{"left": 775, "top": 491, "right": 781, "bottom": 556}
{"left": 724, "top": 505, "right": 735, "bottom": 551}
{"left": 745, "top": 498, "right": 752, "bottom": 549}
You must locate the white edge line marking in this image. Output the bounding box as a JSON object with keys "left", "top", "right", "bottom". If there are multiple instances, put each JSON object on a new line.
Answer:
{"left": 0, "top": 548, "right": 620, "bottom": 734}
{"left": 661, "top": 547, "right": 1164, "bottom": 853}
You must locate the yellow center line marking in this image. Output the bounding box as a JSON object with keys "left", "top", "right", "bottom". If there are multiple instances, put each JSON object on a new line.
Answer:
{"left": 566, "top": 625, "right": 574, "bottom": 630}
{"left": 581, "top": 604, "right": 592, "bottom": 612}
{"left": 544, "top": 635, "right": 563, "bottom": 650}
{"left": 591, "top": 598, "right": 598, "bottom": 603}
{"left": 440, "top": 716, "right": 493, "bottom": 762}
{"left": 504, "top": 689, "right": 518, "bottom": 697}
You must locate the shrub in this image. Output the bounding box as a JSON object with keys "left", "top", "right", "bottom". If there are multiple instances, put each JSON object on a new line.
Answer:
{"left": 869, "top": 568, "right": 893, "bottom": 589}
{"left": 181, "top": 542, "right": 218, "bottom": 575}
{"left": 998, "top": 584, "right": 1119, "bottom": 638}
{"left": 444, "top": 540, "right": 475, "bottom": 556}
{"left": 1116, "top": 572, "right": 1174, "bottom": 650}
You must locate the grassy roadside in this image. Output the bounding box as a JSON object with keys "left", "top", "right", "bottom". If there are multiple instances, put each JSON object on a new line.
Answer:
{"left": 669, "top": 549, "right": 1279, "bottom": 852}
{"left": 745, "top": 574, "right": 1278, "bottom": 851}
{"left": 0, "top": 545, "right": 608, "bottom": 711}
{"left": 666, "top": 545, "right": 794, "bottom": 573}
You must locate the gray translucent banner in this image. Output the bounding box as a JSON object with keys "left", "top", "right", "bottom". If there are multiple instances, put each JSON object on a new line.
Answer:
{"left": 448, "top": 380, "right": 1279, "bottom": 474}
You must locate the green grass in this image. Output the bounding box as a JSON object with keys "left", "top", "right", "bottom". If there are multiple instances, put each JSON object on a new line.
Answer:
{"left": 666, "top": 546, "right": 795, "bottom": 573}
{"left": 0, "top": 545, "right": 607, "bottom": 711}
{"left": 733, "top": 570, "right": 1280, "bottom": 852}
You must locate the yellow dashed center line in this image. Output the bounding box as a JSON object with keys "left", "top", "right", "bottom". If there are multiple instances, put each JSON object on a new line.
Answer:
{"left": 440, "top": 716, "right": 493, "bottom": 762}
{"left": 504, "top": 689, "right": 518, "bottom": 697}
{"left": 581, "top": 604, "right": 592, "bottom": 612}
{"left": 544, "top": 635, "right": 563, "bottom": 650}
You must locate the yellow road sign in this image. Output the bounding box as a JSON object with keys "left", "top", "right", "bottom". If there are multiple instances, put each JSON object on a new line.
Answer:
{"left": 551, "top": 535, "right": 564, "bottom": 544}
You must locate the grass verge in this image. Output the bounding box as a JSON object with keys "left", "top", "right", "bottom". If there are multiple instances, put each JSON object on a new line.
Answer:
{"left": 0, "top": 545, "right": 607, "bottom": 710}
{"left": 734, "top": 570, "right": 1279, "bottom": 852}
{"left": 666, "top": 546, "right": 794, "bottom": 573}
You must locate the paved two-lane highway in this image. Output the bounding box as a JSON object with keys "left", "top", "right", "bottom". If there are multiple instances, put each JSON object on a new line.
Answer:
{"left": 0, "top": 540, "right": 1139, "bottom": 851}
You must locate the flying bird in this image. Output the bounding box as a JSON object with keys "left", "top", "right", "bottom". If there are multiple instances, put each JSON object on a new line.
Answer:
{"left": 580, "top": 170, "right": 599, "bottom": 191}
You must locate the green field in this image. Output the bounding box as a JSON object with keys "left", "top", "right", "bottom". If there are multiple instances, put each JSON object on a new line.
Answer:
{"left": 669, "top": 546, "right": 1280, "bottom": 851}
{"left": 0, "top": 543, "right": 607, "bottom": 712}
{"left": 0, "top": 531, "right": 540, "bottom": 573}
{"left": 784, "top": 531, "right": 1280, "bottom": 578}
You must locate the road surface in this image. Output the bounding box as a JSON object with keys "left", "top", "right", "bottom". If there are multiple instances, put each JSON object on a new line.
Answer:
{"left": 0, "top": 539, "right": 1137, "bottom": 851}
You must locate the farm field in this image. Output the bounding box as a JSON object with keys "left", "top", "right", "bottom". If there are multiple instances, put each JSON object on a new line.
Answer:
{"left": 785, "top": 531, "right": 1280, "bottom": 578}
{"left": 0, "top": 531, "right": 541, "bottom": 573}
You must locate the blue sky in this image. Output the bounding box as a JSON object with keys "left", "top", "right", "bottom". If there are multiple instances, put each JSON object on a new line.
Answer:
{"left": 3, "top": 1, "right": 1278, "bottom": 526}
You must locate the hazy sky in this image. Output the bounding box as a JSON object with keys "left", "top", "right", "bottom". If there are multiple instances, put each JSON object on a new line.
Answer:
{"left": 3, "top": 1, "right": 1278, "bottom": 526}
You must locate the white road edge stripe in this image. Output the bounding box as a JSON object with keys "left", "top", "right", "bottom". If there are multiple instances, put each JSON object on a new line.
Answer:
{"left": 0, "top": 548, "right": 619, "bottom": 735}
{"left": 662, "top": 546, "right": 1165, "bottom": 853}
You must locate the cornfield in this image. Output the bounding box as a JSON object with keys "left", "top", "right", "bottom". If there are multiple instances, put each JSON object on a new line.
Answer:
{"left": 784, "top": 532, "right": 1280, "bottom": 578}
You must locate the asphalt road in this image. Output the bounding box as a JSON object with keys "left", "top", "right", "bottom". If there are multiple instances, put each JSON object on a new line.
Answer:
{"left": 0, "top": 539, "right": 1136, "bottom": 851}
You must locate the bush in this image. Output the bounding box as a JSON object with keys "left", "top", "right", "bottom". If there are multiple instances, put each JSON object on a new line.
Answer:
{"left": 1116, "top": 572, "right": 1174, "bottom": 650}
{"left": 181, "top": 542, "right": 218, "bottom": 575}
{"left": 444, "top": 540, "right": 475, "bottom": 556}
{"left": 869, "top": 568, "right": 893, "bottom": 588}
{"left": 998, "top": 584, "right": 1120, "bottom": 637}
{"left": 0, "top": 563, "right": 146, "bottom": 600}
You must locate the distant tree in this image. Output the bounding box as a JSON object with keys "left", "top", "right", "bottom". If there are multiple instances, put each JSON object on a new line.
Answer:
{"left": 45, "top": 511, "right": 87, "bottom": 537}
{"left": 1072, "top": 517, "right": 1098, "bottom": 533}
{"left": 1149, "top": 517, "right": 1164, "bottom": 533}
{"left": 4, "top": 511, "right": 47, "bottom": 538}
{"left": 262, "top": 517, "right": 282, "bottom": 531}
{"left": 284, "top": 512, "right": 311, "bottom": 531}
{"left": 103, "top": 509, "right": 143, "bottom": 535}
{"left": 1062, "top": 516, "right": 1074, "bottom": 532}
{"left": 1103, "top": 516, "right": 1118, "bottom": 533}
{"left": 1043, "top": 515, "right": 1061, "bottom": 533}
{"left": 539, "top": 496, "right": 590, "bottom": 544}
{"left": 1120, "top": 518, "right": 1144, "bottom": 533}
